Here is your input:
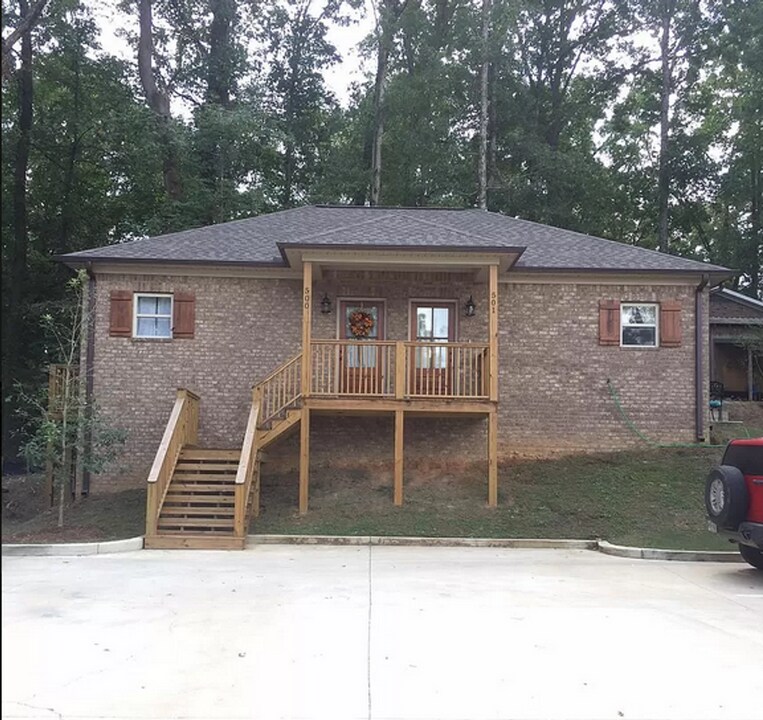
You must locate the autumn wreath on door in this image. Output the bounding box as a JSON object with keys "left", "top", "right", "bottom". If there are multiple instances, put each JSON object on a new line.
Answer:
{"left": 349, "top": 309, "right": 375, "bottom": 338}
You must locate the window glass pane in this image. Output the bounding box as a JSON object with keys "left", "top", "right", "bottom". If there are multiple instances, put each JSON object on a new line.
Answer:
{"left": 137, "top": 295, "right": 171, "bottom": 316}
{"left": 622, "top": 326, "right": 656, "bottom": 346}
{"left": 433, "top": 308, "right": 449, "bottom": 338}
{"left": 416, "top": 308, "right": 432, "bottom": 339}
{"left": 137, "top": 317, "right": 171, "bottom": 338}
{"left": 622, "top": 304, "right": 655, "bottom": 326}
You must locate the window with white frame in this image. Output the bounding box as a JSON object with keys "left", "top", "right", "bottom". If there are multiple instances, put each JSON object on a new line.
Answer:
{"left": 134, "top": 294, "right": 173, "bottom": 338}
{"left": 621, "top": 303, "right": 658, "bottom": 347}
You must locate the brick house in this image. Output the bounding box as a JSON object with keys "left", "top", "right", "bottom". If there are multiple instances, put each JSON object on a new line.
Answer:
{"left": 60, "top": 206, "right": 732, "bottom": 548}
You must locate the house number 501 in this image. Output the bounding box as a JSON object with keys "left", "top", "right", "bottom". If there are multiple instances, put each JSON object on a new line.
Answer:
{"left": 491, "top": 291, "right": 497, "bottom": 314}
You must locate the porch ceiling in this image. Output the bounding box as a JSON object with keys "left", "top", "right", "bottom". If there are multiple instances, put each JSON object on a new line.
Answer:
{"left": 280, "top": 245, "right": 524, "bottom": 278}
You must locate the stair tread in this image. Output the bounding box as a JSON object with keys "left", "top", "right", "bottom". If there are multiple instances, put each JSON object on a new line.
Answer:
{"left": 164, "top": 492, "right": 235, "bottom": 502}
{"left": 161, "top": 506, "right": 235, "bottom": 516}
{"left": 179, "top": 449, "right": 240, "bottom": 460}
{"left": 174, "top": 463, "right": 239, "bottom": 472}
{"left": 169, "top": 483, "right": 236, "bottom": 492}
{"left": 145, "top": 534, "right": 245, "bottom": 550}
{"left": 158, "top": 517, "right": 234, "bottom": 528}
{"left": 172, "top": 473, "right": 237, "bottom": 482}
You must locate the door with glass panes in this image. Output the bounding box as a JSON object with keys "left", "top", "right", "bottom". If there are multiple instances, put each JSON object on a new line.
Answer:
{"left": 410, "top": 302, "right": 456, "bottom": 396}
{"left": 339, "top": 300, "right": 385, "bottom": 394}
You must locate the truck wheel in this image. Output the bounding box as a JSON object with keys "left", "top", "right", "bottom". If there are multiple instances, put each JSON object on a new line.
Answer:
{"left": 739, "top": 544, "right": 763, "bottom": 571}
{"left": 704, "top": 465, "right": 748, "bottom": 530}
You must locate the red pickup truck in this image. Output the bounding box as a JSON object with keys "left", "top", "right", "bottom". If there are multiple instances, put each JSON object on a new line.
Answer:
{"left": 705, "top": 437, "right": 763, "bottom": 569}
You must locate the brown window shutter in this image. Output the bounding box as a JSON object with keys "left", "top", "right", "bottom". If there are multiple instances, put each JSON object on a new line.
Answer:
{"left": 173, "top": 292, "right": 195, "bottom": 339}
{"left": 660, "top": 300, "right": 682, "bottom": 347}
{"left": 109, "top": 291, "right": 132, "bottom": 337}
{"left": 599, "top": 299, "right": 620, "bottom": 346}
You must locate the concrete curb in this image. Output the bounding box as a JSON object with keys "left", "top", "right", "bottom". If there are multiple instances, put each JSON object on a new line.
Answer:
{"left": 1, "top": 534, "right": 742, "bottom": 562}
{"left": 597, "top": 540, "right": 742, "bottom": 563}
{"left": 1, "top": 536, "right": 144, "bottom": 557}
{"left": 249, "top": 534, "right": 596, "bottom": 550}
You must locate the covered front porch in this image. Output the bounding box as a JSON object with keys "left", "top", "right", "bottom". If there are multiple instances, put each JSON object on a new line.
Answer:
{"left": 250, "top": 245, "right": 522, "bottom": 515}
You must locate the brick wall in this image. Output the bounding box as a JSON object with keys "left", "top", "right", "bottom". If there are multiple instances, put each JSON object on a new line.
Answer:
{"left": 89, "top": 271, "right": 708, "bottom": 492}
{"left": 502, "top": 282, "right": 708, "bottom": 455}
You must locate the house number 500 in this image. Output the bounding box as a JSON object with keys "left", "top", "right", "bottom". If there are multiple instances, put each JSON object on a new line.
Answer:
{"left": 304, "top": 288, "right": 311, "bottom": 310}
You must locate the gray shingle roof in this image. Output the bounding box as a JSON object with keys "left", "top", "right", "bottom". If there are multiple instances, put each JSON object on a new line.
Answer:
{"left": 60, "top": 205, "right": 732, "bottom": 275}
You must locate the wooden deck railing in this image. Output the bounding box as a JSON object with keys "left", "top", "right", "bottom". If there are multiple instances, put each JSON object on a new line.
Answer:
{"left": 311, "top": 340, "right": 396, "bottom": 397}
{"left": 145, "top": 389, "right": 200, "bottom": 536}
{"left": 256, "top": 353, "right": 302, "bottom": 427}
{"left": 234, "top": 388, "right": 261, "bottom": 537}
{"left": 405, "top": 342, "right": 488, "bottom": 398}
{"left": 308, "top": 340, "right": 489, "bottom": 399}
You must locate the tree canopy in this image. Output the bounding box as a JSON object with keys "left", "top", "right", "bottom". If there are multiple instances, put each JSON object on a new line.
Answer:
{"left": 2, "top": 0, "right": 761, "bottom": 459}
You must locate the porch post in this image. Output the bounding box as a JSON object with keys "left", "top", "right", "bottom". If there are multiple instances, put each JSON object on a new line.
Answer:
{"left": 488, "top": 263, "right": 499, "bottom": 507}
{"left": 302, "top": 261, "right": 313, "bottom": 397}
{"left": 394, "top": 409, "right": 404, "bottom": 506}
{"left": 299, "top": 261, "right": 312, "bottom": 515}
{"left": 489, "top": 264, "right": 499, "bottom": 402}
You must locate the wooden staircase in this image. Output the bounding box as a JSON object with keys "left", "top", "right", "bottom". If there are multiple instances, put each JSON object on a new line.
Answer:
{"left": 145, "top": 354, "right": 303, "bottom": 550}
{"left": 147, "top": 449, "right": 243, "bottom": 549}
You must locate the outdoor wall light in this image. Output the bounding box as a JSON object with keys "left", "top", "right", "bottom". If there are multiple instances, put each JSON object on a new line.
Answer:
{"left": 464, "top": 295, "right": 476, "bottom": 317}
{"left": 320, "top": 293, "right": 332, "bottom": 314}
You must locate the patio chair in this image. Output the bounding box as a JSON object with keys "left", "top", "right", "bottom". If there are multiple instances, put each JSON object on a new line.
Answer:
{"left": 709, "top": 381, "right": 724, "bottom": 421}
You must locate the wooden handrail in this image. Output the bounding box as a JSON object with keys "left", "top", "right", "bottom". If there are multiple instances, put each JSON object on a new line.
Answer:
{"left": 255, "top": 353, "right": 302, "bottom": 427}
{"left": 234, "top": 388, "right": 261, "bottom": 537}
{"left": 145, "top": 389, "right": 200, "bottom": 536}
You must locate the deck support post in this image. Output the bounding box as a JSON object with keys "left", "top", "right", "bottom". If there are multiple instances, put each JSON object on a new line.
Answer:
{"left": 299, "top": 406, "right": 310, "bottom": 515}
{"left": 488, "top": 409, "right": 498, "bottom": 507}
{"left": 394, "top": 409, "right": 404, "bottom": 506}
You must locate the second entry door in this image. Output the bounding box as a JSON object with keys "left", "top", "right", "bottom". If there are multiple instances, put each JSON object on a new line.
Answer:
{"left": 410, "top": 302, "right": 456, "bottom": 396}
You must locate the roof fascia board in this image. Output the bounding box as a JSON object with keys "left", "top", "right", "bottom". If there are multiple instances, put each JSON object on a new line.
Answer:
{"left": 293, "top": 247, "right": 516, "bottom": 270}
{"left": 712, "top": 287, "right": 763, "bottom": 311}
{"left": 709, "top": 318, "right": 763, "bottom": 326}
{"left": 87, "top": 262, "right": 300, "bottom": 279}
{"left": 506, "top": 271, "right": 721, "bottom": 285}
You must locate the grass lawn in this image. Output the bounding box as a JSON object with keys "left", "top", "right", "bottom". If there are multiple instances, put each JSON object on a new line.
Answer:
{"left": 2, "top": 444, "right": 755, "bottom": 550}
{"left": 255, "top": 446, "right": 736, "bottom": 550}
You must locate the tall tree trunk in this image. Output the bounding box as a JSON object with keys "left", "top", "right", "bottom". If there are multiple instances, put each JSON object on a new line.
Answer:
{"left": 206, "top": 0, "right": 235, "bottom": 108}
{"left": 0, "top": 0, "right": 47, "bottom": 81}
{"left": 58, "top": 28, "right": 82, "bottom": 253}
{"left": 370, "top": 36, "right": 389, "bottom": 207}
{"left": 749, "top": 144, "right": 761, "bottom": 298}
{"left": 478, "top": 0, "right": 490, "bottom": 210}
{"left": 2, "top": 0, "right": 34, "bottom": 463}
{"left": 370, "top": 0, "right": 410, "bottom": 207}
{"left": 138, "top": 0, "right": 182, "bottom": 202}
{"left": 657, "top": 1, "right": 674, "bottom": 254}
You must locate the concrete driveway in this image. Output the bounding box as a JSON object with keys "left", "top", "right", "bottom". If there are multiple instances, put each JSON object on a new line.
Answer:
{"left": 2, "top": 545, "right": 762, "bottom": 720}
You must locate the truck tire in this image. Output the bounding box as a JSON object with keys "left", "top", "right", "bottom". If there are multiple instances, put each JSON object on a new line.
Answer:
{"left": 739, "top": 543, "right": 763, "bottom": 571}
{"left": 705, "top": 465, "right": 748, "bottom": 530}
